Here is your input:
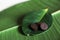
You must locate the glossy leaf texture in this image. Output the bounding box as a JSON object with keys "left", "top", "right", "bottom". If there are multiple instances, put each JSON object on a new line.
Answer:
{"left": 0, "top": 0, "right": 60, "bottom": 31}
{"left": 22, "top": 9, "right": 48, "bottom": 35}
{"left": 0, "top": 10, "right": 60, "bottom": 40}
{"left": 0, "top": 0, "right": 60, "bottom": 40}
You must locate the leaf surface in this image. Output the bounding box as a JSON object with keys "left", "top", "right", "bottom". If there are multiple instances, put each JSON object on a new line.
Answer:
{"left": 0, "top": 0, "right": 60, "bottom": 40}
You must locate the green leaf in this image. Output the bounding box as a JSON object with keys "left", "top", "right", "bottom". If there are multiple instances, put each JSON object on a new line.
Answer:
{"left": 0, "top": 0, "right": 60, "bottom": 31}
{"left": 0, "top": 10, "right": 60, "bottom": 40}
{"left": 0, "top": 0, "right": 60, "bottom": 40}
{"left": 22, "top": 9, "right": 48, "bottom": 35}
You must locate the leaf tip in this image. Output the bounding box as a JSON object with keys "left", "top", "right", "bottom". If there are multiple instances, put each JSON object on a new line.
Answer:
{"left": 27, "top": 34, "right": 30, "bottom": 36}
{"left": 45, "top": 8, "right": 48, "bottom": 12}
